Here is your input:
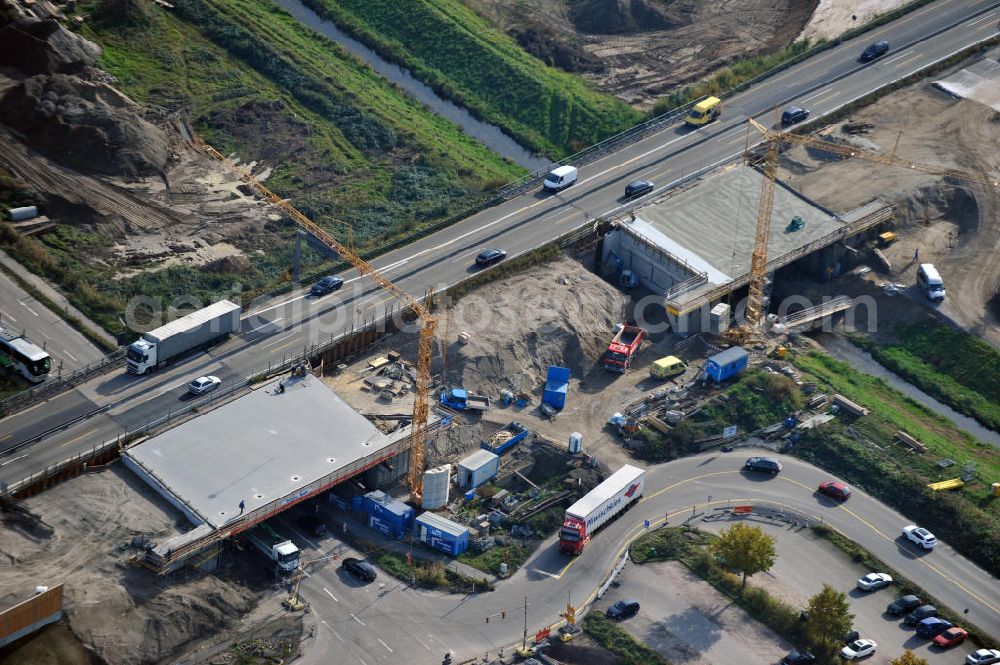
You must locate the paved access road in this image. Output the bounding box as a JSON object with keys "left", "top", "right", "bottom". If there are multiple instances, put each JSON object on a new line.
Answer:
{"left": 1, "top": 0, "right": 997, "bottom": 484}
{"left": 284, "top": 453, "right": 999, "bottom": 664}
{"left": 0, "top": 264, "right": 104, "bottom": 372}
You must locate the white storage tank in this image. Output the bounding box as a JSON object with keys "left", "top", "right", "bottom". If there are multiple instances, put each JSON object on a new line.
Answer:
{"left": 9, "top": 206, "right": 38, "bottom": 222}
{"left": 710, "top": 302, "right": 730, "bottom": 334}
{"left": 457, "top": 449, "right": 499, "bottom": 489}
{"left": 422, "top": 464, "right": 451, "bottom": 509}
{"left": 568, "top": 432, "right": 583, "bottom": 454}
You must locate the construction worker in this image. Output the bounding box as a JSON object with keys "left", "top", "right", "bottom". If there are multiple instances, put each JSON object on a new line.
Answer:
{"left": 239, "top": 499, "right": 245, "bottom": 514}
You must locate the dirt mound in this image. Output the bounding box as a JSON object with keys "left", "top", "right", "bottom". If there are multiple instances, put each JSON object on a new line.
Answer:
{"left": 0, "top": 17, "right": 100, "bottom": 76}
{"left": 0, "top": 73, "right": 170, "bottom": 177}
{"left": 568, "top": 0, "right": 683, "bottom": 35}
{"left": 201, "top": 254, "right": 252, "bottom": 275}
{"left": 0, "top": 468, "right": 260, "bottom": 665}
{"left": 451, "top": 256, "right": 625, "bottom": 395}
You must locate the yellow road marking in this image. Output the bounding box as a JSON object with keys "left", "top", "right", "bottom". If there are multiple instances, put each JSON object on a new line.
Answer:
{"left": 0, "top": 433, "right": 11, "bottom": 442}
{"left": 270, "top": 339, "right": 299, "bottom": 354}
{"left": 59, "top": 428, "right": 98, "bottom": 449}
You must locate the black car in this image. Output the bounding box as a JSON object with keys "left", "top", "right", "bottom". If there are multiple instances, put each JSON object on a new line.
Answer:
{"left": 745, "top": 456, "right": 782, "bottom": 475}
{"left": 475, "top": 249, "right": 508, "bottom": 267}
{"left": 296, "top": 514, "right": 327, "bottom": 537}
{"left": 310, "top": 275, "right": 344, "bottom": 296}
{"left": 886, "top": 594, "right": 922, "bottom": 616}
{"left": 860, "top": 41, "right": 889, "bottom": 62}
{"left": 904, "top": 605, "right": 938, "bottom": 625}
{"left": 624, "top": 179, "right": 654, "bottom": 199}
{"left": 781, "top": 107, "right": 810, "bottom": 126}
{"left": 782, "top": 651, "right": 816, "bottom": 665}
{"left": 605, "top": 599, "right": 640, "bottom": 620}
{"left": 341, "top": 557, "right": 377, "bottom": 582}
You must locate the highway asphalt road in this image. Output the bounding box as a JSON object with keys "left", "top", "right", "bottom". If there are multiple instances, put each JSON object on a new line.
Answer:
{"left": 0, "top": 267, "right": 104, "bottom": 372}
{"left": 1, "top": 0, "right": 997, "bottom": 485}
{"left": 284, "top": 453, "right": 999, "bottom": 664}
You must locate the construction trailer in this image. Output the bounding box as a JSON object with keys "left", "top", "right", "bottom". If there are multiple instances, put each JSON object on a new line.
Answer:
{"left": 457, "top": 449, "right": 500, "bottom": 489}
{"left": 359, "top": 490, "right": 414, "bottom": 540}
{"left": 704, "top": 347, "right": 749, "bottom": 382}
{"left": 414, "top": 512, "right": 469, "bottom": 556}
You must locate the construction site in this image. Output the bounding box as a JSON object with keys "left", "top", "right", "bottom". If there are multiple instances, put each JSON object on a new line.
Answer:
{"left": 2, "top": 3, "right": 1000, "bottom": 664}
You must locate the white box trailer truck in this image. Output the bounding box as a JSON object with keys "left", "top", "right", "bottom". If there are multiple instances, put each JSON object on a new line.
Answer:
{"left": 559, "top": 464, "right": 645, "bottom": 555}
{"left": 246, "top": 524, "right": 300, "bottom": 575}
{"left": 126, "top": 300, "right": 241, "bottom": 374}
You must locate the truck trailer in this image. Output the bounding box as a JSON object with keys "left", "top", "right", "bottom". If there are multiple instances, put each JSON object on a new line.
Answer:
{"left": 126, "top": 300, "right": 241, "bottom": 374}
{"left": 246, "top": 524, "right": 300, "bottom": 575}
{"left": 439, "top": 387, "right": 490, "bottom": 413}
{"left": 559, "top": 464, "right": 645, "bottom": 555}
{"left": 603, "top": 324, "right": 645, "bottom": 373}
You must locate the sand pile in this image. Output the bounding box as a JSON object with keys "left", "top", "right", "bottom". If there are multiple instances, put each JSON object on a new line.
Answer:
{"left": 452, "top": 256, "right": 625, "bottom": 396}
{"left": 0, "top": 17, "right": 100, "bottom": 76}
{"left": 0, "top": 468, "right": 259, "bottom": 665}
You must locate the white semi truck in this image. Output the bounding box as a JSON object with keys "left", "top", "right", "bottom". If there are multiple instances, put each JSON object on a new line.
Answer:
{"left": 125, "top": 300, "right": 241, "bottom": 374}
{"left": 559, "top": 464, "right": 645, "bottom": 555}
{"left": 246, "top": 524, "right": 300, "bottom": 575}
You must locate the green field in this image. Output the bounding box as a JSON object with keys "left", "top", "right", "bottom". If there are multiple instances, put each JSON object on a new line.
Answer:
{"left": 299, "top": 0, "right": 642, "bottom": 157}
{"left": 793, "top": 350, "right": 1000, "bottom": 575}
{"left": 850, "top": 324, "right": 1000, "bottom": 432}
{"left": 18, "top": 0, "right": 525, "bottom": 334}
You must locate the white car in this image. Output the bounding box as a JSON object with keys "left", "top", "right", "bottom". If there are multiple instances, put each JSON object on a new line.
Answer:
{"left": 902, "top": 525, "right": 937, "bottom": 549}
{"left": 856, "top": 572, "right": 893, "bottom": 591}
{"left": 967, "top": 649, "right": 1000, "bottom": 665}
{"left": 841, "top": 639, "right": 877, "bottom": 661}
{"left": 188, "top": 375, "right": 222, "bottom": 395}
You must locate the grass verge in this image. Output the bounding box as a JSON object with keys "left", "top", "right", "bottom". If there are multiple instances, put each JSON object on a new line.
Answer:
{"left": 849, "top": 324, "right": 1000, "bottom": 432}
{"left": 582, "top": 613, "right": 670, "bottom": 665}
{"left": 298, "top": 0, "right": 641, "bottom": 158}
{"left": 374, "top": 550, "right": 493, "bottom": 594}
{"left": 792, "top": 350, "right": 1000, "bottom": 576}
{"left": 811, "top": 525, "right": 988, "bottom": 647}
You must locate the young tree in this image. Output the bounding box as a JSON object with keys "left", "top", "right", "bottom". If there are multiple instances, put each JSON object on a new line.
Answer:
{"left": 709, "top": 522, "right": 776, "bottom": 589}
{"left": 805, "top": 584, "right": 855, "bottom": 647}
{"left": 891, "top": 651, "right": 930, "bottom": 665}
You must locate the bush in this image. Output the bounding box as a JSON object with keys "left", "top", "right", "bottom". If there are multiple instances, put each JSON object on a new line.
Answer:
{"left": 583, "top": 614, "right": 670, "bottom": 665}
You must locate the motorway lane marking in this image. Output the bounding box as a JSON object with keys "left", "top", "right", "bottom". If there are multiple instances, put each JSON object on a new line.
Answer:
{"left": 270, "top": 339, "right": 299, "bottom": 354}
{"left": 891, "top": 53, "right": 922, "bottom": 69}
{"left": 320, "top": 620, "right": 344, "bottom": 642}
{"left": 59, "top": 428, "right": 98, "bottom": 448}
{"left": 880, "top": 50, "right": 914, "bottom": 66}
{"left": 20, "top": 300, "right": 38, "bottom": 317}
{"left": 350, "top": 613, "right": 365, "bottom": 626}
{"left": 428, "top": 634, "right": 452, "bottom": 653}
{"left": 0, "top": 433, "right": 10, "bottom": 442}
{"left": 323, "top": 587, "right": 339, "bottom": 602}
{"left": 0, "top": 310, "right": 16, "bottom": 322}
{"left": 967, "top": 12, "right": 999, "bottom": 27}
{"left": 0, "top": 454, "right": 27, "bottom": 466}
{"left": 63, "top": 349, "right": 79, "bottom": 363}
{"left": 413, "top": 635, "right": 431, "bottom": 651}
{"left": 38, "top": 329, "right": 51, "bottom": 340}
{"left": 248, "top": 317, "right": 283, "bottom": 334}
{"left": 262, "top": 332, "right": 296, "bottom": 348}
{"left": 799, "top": 87, "right": 836, "bottom": 104}
{"left": 364, "top": 295, "right": 394, "bottom": 313}
{"left": 358, "top": 658, "right": 369, "bottom": 665}
{"left": 377, "top": 638, "right": 394, "bottom": 653}
{"left": 722, "top": 132, "right": 747, "bottom": 145}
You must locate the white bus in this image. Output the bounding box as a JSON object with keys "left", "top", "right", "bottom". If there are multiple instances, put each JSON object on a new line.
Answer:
{"left": 0, "top": 325, "right": 51, "bottom": 383}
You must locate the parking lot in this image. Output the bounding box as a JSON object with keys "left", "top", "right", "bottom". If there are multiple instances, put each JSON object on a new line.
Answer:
{"left": 606, "top": 515, "right": 980, "bottom": 665}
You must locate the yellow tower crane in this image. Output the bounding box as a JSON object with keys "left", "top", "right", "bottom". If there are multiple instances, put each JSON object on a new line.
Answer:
{"left": 738, "top": 116, "right": 1000, "bottom": 336}
{"left": 201, "top": 144, "right": 435, "bottom": 501}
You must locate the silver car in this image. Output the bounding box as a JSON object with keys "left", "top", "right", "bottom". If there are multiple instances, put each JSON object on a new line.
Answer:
{"left": 188, "top": 375, "right": 221, "bottom": 395}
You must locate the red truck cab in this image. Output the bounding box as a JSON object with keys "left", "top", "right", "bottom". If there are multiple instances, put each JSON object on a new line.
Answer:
{"left": 559, "top": 516, "right": 587, "bottom": 555}
{"left": 604, "top": 324, "right": 645, "bottom": 373}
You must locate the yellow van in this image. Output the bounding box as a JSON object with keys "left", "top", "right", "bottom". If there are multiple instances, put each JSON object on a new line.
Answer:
{"left": 651, "top": 355, "right": 687, "bottom": 379}
{"left": 685, "top": 96, "right": 721, "bottom": 126}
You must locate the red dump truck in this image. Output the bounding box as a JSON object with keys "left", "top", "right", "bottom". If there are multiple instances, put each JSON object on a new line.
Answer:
{"left": 559, "top": 464, "right": 645, "bottom": 555}
{"left": 603, "top": 324, "right": 645, "bottom": 373}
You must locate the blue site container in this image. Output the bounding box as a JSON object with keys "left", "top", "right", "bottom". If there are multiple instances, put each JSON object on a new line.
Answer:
{"left": 415, "top": 511, "right": 469, "bottom": 556}
{"left": 705, "top": 347, "right": 749, "bottom": 382}
{"left": 351, "top": 495, "right": 363, "bottom": 512}
{"left": 360, "top": 490, "right": 414, "bottom": 533}
{"left": 543, "top": 366, "right": 570, "bottom": 409}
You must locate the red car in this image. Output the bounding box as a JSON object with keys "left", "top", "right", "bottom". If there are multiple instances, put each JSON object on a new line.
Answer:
{"left": 934, "top": 627, "right": 968, "bottom": 648}
{"left": 818, "top": 481, "right": 851, "bottom": 500}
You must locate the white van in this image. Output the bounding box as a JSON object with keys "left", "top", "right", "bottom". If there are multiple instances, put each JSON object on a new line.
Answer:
{"left": 916, "top": 263, "right": 945, "bottom": 302}
{"left": 543, "top": 165, "right": 577, "bottom": 192}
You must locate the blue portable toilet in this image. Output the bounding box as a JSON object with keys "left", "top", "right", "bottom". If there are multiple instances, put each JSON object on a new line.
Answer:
{"left": 704, "top": 347, "right": 749, "bottom": 382}
{"left": 543, "top": 366, "right": 570, "bottom": 410}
